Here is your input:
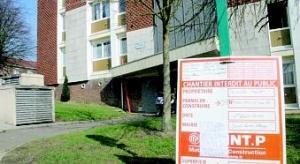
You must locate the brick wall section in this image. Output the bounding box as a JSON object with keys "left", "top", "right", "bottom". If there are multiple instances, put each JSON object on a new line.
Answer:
{"left": 37, "top": 0, "right": 57, "bottom": 85}
{"left": 126, "top": 0, "right": 154, "bottom": 32}
{"left": 65, "top": 0, "right": 86, "bottom": 11}
{"left": 55, "top": 80, "right": 101, "bottom": 103}
{"left": 125, "top": 0, "right": 261, "bottom": 32}
{"left": 55, "top": 79, "right": 121, "bottom": 106}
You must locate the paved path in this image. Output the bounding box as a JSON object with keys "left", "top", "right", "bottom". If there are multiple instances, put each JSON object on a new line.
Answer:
{"left": 0, "top": 114, "right": 145, "bottom": 161}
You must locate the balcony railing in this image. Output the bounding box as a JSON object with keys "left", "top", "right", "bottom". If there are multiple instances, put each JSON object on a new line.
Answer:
{"left": 269, "top": 27, "right": 292, "bottom": 52}
{"left": 118, "top": 13, "right": 126, "bottom": 26}
{"left": 93, "top": 58, "right": 111, "bottom": 72}
{"left": 91, "top": 18, "right": 110, "bottom": 33}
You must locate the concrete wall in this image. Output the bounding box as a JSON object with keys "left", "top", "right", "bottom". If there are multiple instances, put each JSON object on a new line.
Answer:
{"left": 108, "top": 1, "right": 127, "bottom": 69}
{"left": 288, "top": 0, "right": 300, "bottom": 107}
{"left": 229, "top": 1, "right": 271, "bottom": 56}
{"left": 112, "top": 38, "right": 218, "bottom": 77}
{"left": 0, "top": 87, "right": 15, "bottom": 125}
{"left": 57, "top": 5, "right": 65, "bottom": 84}
{"left": 19, "top": 74, "right": 44, "bottom": 86}
{"left": 65, "top": 6, "right": 88, "bottom": 83}
{"left": 86, "top": 1, "right": 127, "bottom": 79}
{"left": 127, "top": 27, "right": 155, "bottom": 62}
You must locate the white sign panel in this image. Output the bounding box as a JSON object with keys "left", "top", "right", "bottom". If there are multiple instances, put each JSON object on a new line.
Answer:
{"left": 176, "top": 57, "right": 286, "bottom": 164}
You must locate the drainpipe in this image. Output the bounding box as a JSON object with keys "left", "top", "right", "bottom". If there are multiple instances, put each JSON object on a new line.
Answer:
{"left": 216, "top": 0, "right": 232, "bottom": 56}
{"left": 124, "top": 81, "right": 132, "bottom": 113}
{"left": 121, "top": 80, "right": 124, "bottom": 110}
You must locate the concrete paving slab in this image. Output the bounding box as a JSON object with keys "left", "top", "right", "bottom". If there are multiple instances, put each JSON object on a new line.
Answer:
{"left": 0, "top": 124, "right": 18, "bottom": 132}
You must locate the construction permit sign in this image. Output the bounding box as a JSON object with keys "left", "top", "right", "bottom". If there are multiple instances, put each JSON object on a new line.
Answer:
{"left": 176, "top": 57, "right": 286, "bottom": 164}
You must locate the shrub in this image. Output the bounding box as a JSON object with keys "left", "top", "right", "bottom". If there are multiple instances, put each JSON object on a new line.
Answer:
{"left": 61, "top": 76, "right": 70, "bottom": 102}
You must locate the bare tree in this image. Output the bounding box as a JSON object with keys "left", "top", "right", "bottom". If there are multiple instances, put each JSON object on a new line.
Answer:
{"left": 132, "top": 0, "right": 181, "bottom": 132}
{"left": 0, "top": 0, "right": 30, "bottom": 72}
{"left": 130, "top": 0, "right": 216, "bottom": 132}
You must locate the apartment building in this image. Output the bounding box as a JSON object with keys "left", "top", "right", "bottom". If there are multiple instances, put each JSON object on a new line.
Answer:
{"left": 37, "top": 0, "right": 300, "bottom": 112}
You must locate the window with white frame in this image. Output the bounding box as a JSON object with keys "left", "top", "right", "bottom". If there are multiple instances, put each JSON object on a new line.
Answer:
{"left": 120, "top": 37, "right": 127, "bottom": 54}
{"left": 119, "top": 0, "right": 126, "bottom": 13}
{"left": 93, "top": 41, "right": 111, "bottom": 60}
{"left": 283, "top": 59, "right": 297, "bottom": 104}
{"left": 92, "top": 0, "right": 110, "bottom": 21}
{"left": 267, "top": 2, "right": 288, "bottom": 29}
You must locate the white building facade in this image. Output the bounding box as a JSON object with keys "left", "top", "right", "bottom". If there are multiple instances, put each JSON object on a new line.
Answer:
{"left": 38, "top": 0, "right": 300, "bottom": 111}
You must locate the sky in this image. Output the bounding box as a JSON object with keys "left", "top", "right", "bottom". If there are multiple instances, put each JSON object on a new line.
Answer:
{"left": 18, "top": 0, "right": 37, "bottom": 61}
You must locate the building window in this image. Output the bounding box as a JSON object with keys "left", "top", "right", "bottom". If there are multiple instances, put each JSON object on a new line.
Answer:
{"left": 93, "top": 3, "right": 101, "bottom": 20}
{"left": 267, "top": 1, "right": 291, "bottom": 51}
{"left": 119, "top": 0, "right": 126, "bottom": 13}
{"left": 283, "top": 60, "right": 297, "bottom": 104}
{"left": 120, "top": 37, "right": 127, "bottom": 54}
{"left": 268, "top": 2, "right": 288, "bottom": 29}
{"left": 93, "top": 41, "right": 111, "bottom": 60}
{"left": 92, "top": 0, "right": 110, "bottom": 21}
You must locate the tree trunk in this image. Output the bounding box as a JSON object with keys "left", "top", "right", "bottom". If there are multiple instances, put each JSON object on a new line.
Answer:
{"left": 162, "top": 23, "right": 173, "bottom": 132}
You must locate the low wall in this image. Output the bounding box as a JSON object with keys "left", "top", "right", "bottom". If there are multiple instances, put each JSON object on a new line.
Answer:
{"left": 55, "top": 78, "right": 121, "bottom": 106}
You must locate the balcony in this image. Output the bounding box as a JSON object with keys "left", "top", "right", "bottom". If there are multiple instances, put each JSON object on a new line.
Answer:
{"left": 118, "top": 13, "right": 126, "bottom": 26}
{"left": 93, "top": 58, "right": 111, "bottom": 72}
{"left": 269, "top": 27, "right": 292, "bottom": 52}
{"left": 91, "top": 19, "right": 110, "bottom": 33}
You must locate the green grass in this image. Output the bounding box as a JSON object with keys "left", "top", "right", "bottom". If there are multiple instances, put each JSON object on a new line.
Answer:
{"left": 55, "top": 102, "right": 126, "bottom": 121}
{"left": 286, "top": 114, "right": 300, "bottom": 164}
{"left": 2, "top": 115, "right": 300, "bottom": 164}
{"left": 287, "top": 114, "right": 300, "bottom": 119}
{"left": 2, "top": 117, "right": 177, "bottom": 164}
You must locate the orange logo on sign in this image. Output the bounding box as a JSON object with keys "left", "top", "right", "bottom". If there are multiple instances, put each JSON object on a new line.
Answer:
{"left": 189, "top": 133, "right": 200, "bottom": 145}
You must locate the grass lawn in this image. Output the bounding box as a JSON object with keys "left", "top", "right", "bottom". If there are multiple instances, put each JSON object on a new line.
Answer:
{"left": 55, "top": 102, "right": 126, "bottom": 121}
{"left": 2, "top": 117, "right": 177, "bottom": 164}
{"left": 286, "top": 114, "right": 300, "bottom": 164}
{"left": 2, "top": 115, "right": 300, "bottom": 164}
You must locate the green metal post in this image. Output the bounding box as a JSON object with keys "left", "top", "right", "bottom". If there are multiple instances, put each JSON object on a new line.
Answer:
{"left": 216, "top": 0, "right": 231, "bottom": 56}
